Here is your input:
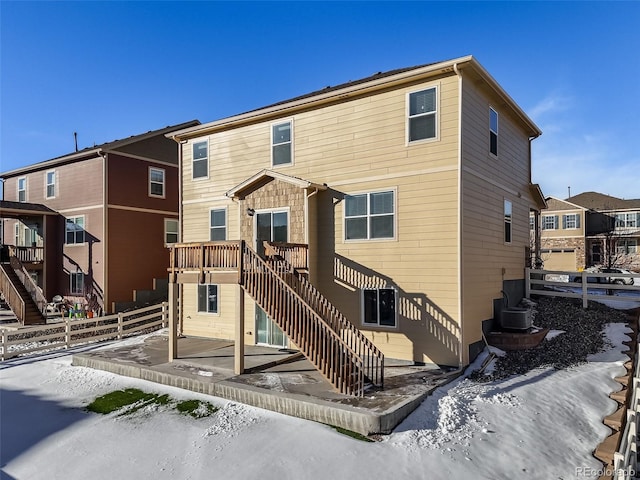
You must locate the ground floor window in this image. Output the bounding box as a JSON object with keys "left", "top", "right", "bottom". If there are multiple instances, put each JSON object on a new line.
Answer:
{"left": 197, "top": 284, "right": 219, "bottom": 314}
{"left": 617, "top": 239, "right": 638, "bottom": 255}
{"left": 362, "top": 288, "right": 396, "bottom": 327}
{"left": 70, "top": 272, "right": 84, "bottom": 295}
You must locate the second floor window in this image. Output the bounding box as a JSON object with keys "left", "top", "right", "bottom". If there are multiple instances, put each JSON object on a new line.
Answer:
{"left": 345, "top": 190, "right": 395, "bottom": 241}
{"left": 616, "top": 212, "right": 639, "bottom": 228}
{"left": 542, "top": 215, "right": 558, "bottom": 230}
{"left": 563, "top": 213, "right": 580, "bottom": 229}
{"left": 210, "top": 208, "right": 226, "bottom": 241}
{"left": 46, "top": 171, "right": 56, "bottom": 198}
{"left": 149, "top": 167, "right": 165, "bottom": 197}
{"left": 408, "top": 87, "right": 437, "bottom": 142}
{"left": 18, "top": 177, "right": 26, "bottom": 202}
{"left": 490, "top": 107, "right": 499, "bottom": 156}
{"left": 66, "top": 216, "right": 85, "bottom": 244}
{"left": 192, "top": 141, "right": 208, "bottom": 179}
{"left": 272, "top": 121, "right": 292, "bottom": 166}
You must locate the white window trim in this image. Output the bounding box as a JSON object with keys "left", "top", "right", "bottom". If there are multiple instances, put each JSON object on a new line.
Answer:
{"left": 504, "top": 199, "right": 512, "bottom": 244}
{"left": 149, "top": 166, "right": 166, "bottom": 198}
{"left": 164, "top": 218, "right": 179, "bottom": 245}
{"left": 70, "top": 271, "right": 84, "bottom": 296}
{"left": 343, "top": 187, "right": 397, "bottom": 243}
{"left": 17, "top": 176, "right": 27, "bottom": 202}
{"left": 45, "top": 170, "right": 56, "bottom": 199}
{"left": 489, "top": 107, "right": 499, "bottom": 157}
{"left": 563, "top": 213, "right": 580, "bottom": 230}
{"left": 65, "top": 215, "right": 86, "bottom": 245}
{"left": 253, "top": 207, "right": 290, "bottom": 250}
{"left": 209, "top": 207, "right": 227, "bottom": 241}
{"left": 542, "top": 215, "right": 558, "bottom": 230}
{"left": 406, "top": 84, "right": 439, "bottom": 146}
{"left": 197, "top": 284, "right": 220, "bottom": 315}
{"left": 192, "top": 140, "right": 209, "bottom": 180}
{"left": 360, "top": 286, "right": 398, "bottom": 329}
{"left": 271, "top": 119, "right": 294, "bottom": 168}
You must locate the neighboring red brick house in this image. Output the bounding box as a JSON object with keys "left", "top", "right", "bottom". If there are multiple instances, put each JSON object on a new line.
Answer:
{"left": 0, "top": 121, "right": 198, "bottom": 321}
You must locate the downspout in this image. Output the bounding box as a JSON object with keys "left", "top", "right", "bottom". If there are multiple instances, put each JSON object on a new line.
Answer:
{"left": 453, "top": 62, "right": 464, "bottom": 368}
{"left": 177, "top": 139, "right": 185, "bottom": 336}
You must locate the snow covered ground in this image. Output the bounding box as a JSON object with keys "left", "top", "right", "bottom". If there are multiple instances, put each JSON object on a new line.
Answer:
{"left": 0, "top": 322, "right": 634, "bottom": 480}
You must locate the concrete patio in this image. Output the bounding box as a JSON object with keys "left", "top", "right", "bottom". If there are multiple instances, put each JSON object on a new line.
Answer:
{"left": 72, "top": 333, "right": 462, "bottom": 435}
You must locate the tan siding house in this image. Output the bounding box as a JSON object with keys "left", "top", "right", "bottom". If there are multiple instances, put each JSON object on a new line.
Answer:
{"left": 167, "top": 56, "right": 544, "bottom": 388}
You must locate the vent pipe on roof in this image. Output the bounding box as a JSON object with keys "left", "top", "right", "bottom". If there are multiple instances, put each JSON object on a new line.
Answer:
{"left": 568, "top": 186, "right": 571, "bottom": 198}
{"left": 74, "top": 132, "right": 78, "bottom": 152}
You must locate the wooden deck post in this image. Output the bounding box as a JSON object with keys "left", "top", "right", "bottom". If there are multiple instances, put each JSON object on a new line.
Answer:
{"left": 234, "top": 284, "right": 245, "bottom": 374}
{"left": 168, "top": 281, "right": 179, "bottom": 361}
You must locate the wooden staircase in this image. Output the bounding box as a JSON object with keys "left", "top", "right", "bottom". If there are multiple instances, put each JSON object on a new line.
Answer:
{"left": 0, "top": 260, "right": 47, "bottom": 325}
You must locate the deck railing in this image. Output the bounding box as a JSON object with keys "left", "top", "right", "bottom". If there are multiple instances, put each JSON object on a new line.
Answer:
{"left": 263, "top": 242, "right": 309, "bottom": 271}
{"left": 10, "top": 256, "right": 47, "bottom": 314}
{"left": 8, "top": 246, "right": 44, "bottom": 263}
{"left": 241, "top": 242, "right": 367, "bottom": 396}
{"left": 169, "top": 241, "right": 240, "bottom": 281}
{"left": 264, "top": 242, "right": 384, "bottom": 387}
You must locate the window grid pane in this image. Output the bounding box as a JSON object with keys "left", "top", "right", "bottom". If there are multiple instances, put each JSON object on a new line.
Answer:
{"left": 345, "top": 191, "right": 394, "bottom": 240}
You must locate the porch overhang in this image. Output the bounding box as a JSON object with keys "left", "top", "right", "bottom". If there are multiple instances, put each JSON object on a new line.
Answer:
{"left": 225, "top": 169, "right": 327, "bottom": 200}
{"left": 529, "top": 184, "right": 547, "bottom": 211}
{"left": 0, "top": 201, "right": 59, "bottom": 218}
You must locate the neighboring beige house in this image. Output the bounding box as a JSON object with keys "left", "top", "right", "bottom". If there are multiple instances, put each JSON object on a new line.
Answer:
{"left": 166, "top": 55, "right": 545, "bottom": 395}
{"left": 538, "top": 192, "right": 640, "bottom": 272}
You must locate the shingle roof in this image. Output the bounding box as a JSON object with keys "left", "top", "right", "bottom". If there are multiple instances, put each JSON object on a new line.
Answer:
{"left": 567, "top": 192, "right": 640, "bottom": 211}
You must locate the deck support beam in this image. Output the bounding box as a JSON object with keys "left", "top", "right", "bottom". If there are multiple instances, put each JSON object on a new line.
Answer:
{"left": 168, "top": 281, "right": 179, "bottom": 361}
{"left": 234, "top": 285, "right": 245, "bottom": 374}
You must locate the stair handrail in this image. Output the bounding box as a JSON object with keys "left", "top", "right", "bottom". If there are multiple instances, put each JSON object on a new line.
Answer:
{"left": 241, "top": 241, "right": 367, "bottom": 396}
{"left": 9, "top": 256, "right": 48, "bottom": 314}
{"left": 0, "top": 264, "right": 26, "bottom": 323}
{"left": 264, "top": 242, "right": 384, "bottom": 387}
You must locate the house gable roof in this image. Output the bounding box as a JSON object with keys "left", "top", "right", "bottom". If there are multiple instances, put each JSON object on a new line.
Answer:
{"left": 167, "top": 56, "right": 541, "bottom": 141}
{"left": 567, "top": 192, "right": 640, "bottom": 211}
{"left": 544, "top": 196, "right": 587, "bottom": 212}
{"left": 226, "top": 170, "right": 327, "bottom": 199}
{"left": 0, "top": 120, "right": 200, "bottom": 178}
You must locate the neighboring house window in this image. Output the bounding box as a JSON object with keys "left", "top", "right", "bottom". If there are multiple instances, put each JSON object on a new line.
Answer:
{"left": 362, "top": 288, "right": 396, "bottom": 327}
{"left": 615, "top": 212, "right": 639, "bottom": 228}
{"left": 46, "top": 171, "right": 56, "bottom": 199}
{"left": 345, "top": 190, "right": 395, "bottom": 240}
{"left": 149, "top": 167, "right": 165, "bottom": 197}
{"left": 591, "top": 243, "right": 602, "bottom": 264}
{"left": 197, "top": 284, "right": 219, "bottom": 314}
{"left": 192, "top": 141, "right": 208, "bottom": 179}
{"left": 529, "top": 215, "right": 535, "bottom": 230}
{"left": 165, "top": 219, "right": 178, "bottom": 244}
{"left": 408, "top": 87, "right": 437, "bottom": 142}
{"left": 562, "top": 214, "right": 581, "bottom": 229}
{"left": 210, "top": 208, "right": 226, "bottom": 241}
{"left": 66, "top": 216, "right": 85, "bottom": 244}
{"left": 504, "top": 200, "right": 512, "bottom": 244}
{"left": 490, "top": 107, "right": 499, "bottom": 156}
{"left": 17, "top": 177, "right": 26, "bottom": 202}
{"left": 272, "top": 121, "right": 292, "bottom": 166}
{"left": 617, "top": 239, "right": 638, "bottom": 255}
{"left": 542, "top": 215, "right": 558, "bottom": 230}
{"left": 70, "top": 272, "right": 84, "bottom": 295}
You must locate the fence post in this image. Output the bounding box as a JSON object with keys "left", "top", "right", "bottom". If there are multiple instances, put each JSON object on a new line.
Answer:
{"left": 65, "top": 317, "right": 71, "bottom": 349}
{"left": 118, "top": 313, "right": 123, "bottom": 340}
{"left": 581, "top": 271, "right": 588, "bottom": 308}
{"left": 1, "top": 329, "right": 6, "bottom": 361}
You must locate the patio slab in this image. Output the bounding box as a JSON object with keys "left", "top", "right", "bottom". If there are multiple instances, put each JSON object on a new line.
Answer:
{"left": 72, "top": 334, "right": 462, "bottom": 435}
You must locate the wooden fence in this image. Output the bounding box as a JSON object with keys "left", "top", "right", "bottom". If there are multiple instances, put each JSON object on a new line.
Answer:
{"left": 0, "top": 303, "right": 168, "bottom": 361}
{"left": 526, "top": 269, "right": 640, "bottom": 308}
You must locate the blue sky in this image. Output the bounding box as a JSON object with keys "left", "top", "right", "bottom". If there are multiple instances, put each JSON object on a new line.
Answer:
{"left": 1, "top": 1, "right": 638, "bottom": 200}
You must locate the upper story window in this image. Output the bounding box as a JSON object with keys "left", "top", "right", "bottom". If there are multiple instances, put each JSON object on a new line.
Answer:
{"left": 542, "top": 215, "right": 558, "bottom": 230}
{"left": 408, "top": 87, "right": 437, "bottom": 143}
{"left": 66, "top": 216, "right": 85, "bottom": 244}
{"left": 272, "top": 121, "right": 292, "bottom": 166}
{"left": 562, "top": 213, "right": 581, "bottom": 229}
{"left": 165, "top": 219, "right": 178, "bottom": 245}
{"left": 345, "top": 190, "right": 395, "bottom": 241}
{"left": 490, "top": 107, "right": 499, "bottom": 156}
{"left": 362, "top": 287, "right": 396, "bottom": 328}
{"left": 198, "top": 284, "right": 219, "bottom": 314}
{"left": 45, "top": 170, "right": 56, "bottom": 199}
{"left": 504, "top": 200, "right": 512, "bottom": 243}
{"left": 17, "top": 177, "right": 26, "bottom": 202}
{"left": 210, "top": 208, "right": 226, "bottom": 241}
{"left": 615, "top": 212, "right": 639, "bottom": 229}
{"left": 149, "top": 167, "right": 165, "bottom": 198}
{"left": 192, "top": 141, "right": 208, "bottom": 179}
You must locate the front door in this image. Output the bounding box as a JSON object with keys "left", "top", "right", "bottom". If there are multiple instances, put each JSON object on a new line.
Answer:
{"left": 254, "top": 210, "right": 288, "bottom": 348}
